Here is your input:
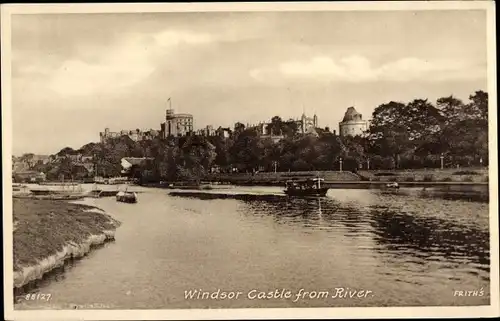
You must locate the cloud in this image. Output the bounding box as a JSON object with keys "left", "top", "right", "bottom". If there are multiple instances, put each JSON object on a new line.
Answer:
{"left": 153, "top": 30, "right": 213, "bottom": 46}
{"left": 250, "top": 55, "right": 485, "bottom": 83}
{"left": 17, "top": 29, "right": 215, "bottom": 97}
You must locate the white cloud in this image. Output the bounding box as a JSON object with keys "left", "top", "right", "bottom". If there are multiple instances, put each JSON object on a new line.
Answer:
{"left": 251, "top": 55, "right": 485, "bottom": 83}
{"left": 23, "top": 30, "right": 215, "bottom": 97}
{"left": 153, "top": 30, "right": 213, "bottom": 47}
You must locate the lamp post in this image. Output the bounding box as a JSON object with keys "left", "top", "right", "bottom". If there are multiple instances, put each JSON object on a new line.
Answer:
{"left": 480, "top": 157, "right": 483, "bottom": 167}
{"left": 339, "top": 157, "right": 343, "bottom": 172}
{"left": 440, "top": 153, "right": 444, "bottom": 170}
{"left": 367, "top": 158, "right": 370, "bottom": 170}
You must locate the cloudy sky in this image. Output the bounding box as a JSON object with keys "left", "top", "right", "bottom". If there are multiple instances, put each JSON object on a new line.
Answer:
{"left": 10, "top": 9, "right": 488, "bottom": 155}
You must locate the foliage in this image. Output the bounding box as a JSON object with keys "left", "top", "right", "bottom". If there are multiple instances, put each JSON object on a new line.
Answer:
{"left": 31, "top": 90, "right": 488, "bottom": 181}
{"left": 422, "top": 174, "right": 435, "bottom": 182}
{"left": 463, "top": 176, "right": 475, "bottom": 182}
{"left": 452, "top": 171, "right": 480, "bottom": 176}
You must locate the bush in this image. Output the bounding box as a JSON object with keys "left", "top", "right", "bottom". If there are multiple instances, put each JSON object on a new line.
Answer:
{"left": 374, "top": 172, "right": 398, "bottom": 177}
{"left": 422, "top": 174, "right": 434, "bottom": 182}
{"left": 452, "top": 170, "right": 480, "bottom": 175}
{"left": 388, "top": 177, "right": 399, "bottom": 182}
{"left": 463, "top": 176, "right": 474, "bottom": 182}
{"left": 357, "top": 175, "right": 370, "bottom": 181}
{"left": 371, "top": 177, "right": 381, "bottom": 181}
{"left": 483, "top": 176, "right": 489, "bottom": 182}
{"left": 405, "top": 177, "right": 415, "bottom": 182}
{"left": 441, "top": 177, "right": 453, "bottom": 182}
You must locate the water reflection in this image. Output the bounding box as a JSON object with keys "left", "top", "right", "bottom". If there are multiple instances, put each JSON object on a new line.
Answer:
{"left": 16, "top": 188, "right": 491, "bottom": 309}
{"left": 171, "top": 190, "right": 490, "bottom": 284}
{"left": 369, "top": 208, "right": 489, "bottom": 269}
{"left": 14, "top": 241, "right": 115, "bottom": 302}
{"left": 419, "top": 186, "right": 489, "bottom": 202}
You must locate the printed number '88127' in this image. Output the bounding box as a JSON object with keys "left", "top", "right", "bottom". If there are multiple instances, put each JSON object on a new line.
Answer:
{"left": 25, "top": 293, "right": 52, "bottom": 301}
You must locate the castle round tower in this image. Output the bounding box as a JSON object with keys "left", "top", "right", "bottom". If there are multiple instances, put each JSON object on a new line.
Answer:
{"left": 339, "top": 107, "right": 368, "bottom": 137}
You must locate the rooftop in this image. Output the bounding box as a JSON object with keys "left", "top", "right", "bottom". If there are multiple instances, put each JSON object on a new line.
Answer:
{"left": 121, "top": 157, "right": 154, "bottom": 166}
{"left": 342, "top": 107, "right": 363, "bottom": 122}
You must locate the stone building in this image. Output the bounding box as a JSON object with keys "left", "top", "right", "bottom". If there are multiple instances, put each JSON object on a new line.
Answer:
{"left": 297, "top": 113, "right": 318, "bottom": 134}
{"left": 100, "top": 128, "right": 161, "bottom": 143}
{"left": 215, "top": 127, "right": 231, "bottom": 139}
{"left": 162, "top": 109, "right": 193, "bottom": 137}
{"left": 249, "top": 112, "right": 319, "bottom": 139}
{"left": 196, "top": 125, "right": 216, "bottom": 137}
{"left": 338, "top": 107, "right": 368, "bottom": 137}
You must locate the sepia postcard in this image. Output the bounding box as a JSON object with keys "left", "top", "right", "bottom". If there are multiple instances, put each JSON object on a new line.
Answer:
{"left": 2, "top": 1, "right": 499, "bottom": 320}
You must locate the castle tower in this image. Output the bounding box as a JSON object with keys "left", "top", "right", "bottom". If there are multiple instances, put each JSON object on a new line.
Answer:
{"left": 165, "top": 109, "right": 177, "bottom": 137}
{"left": 339, "top": 106, "right": 368, "bottom": 137}
{"left": 301, "top": 113, "right": 307, "bottom": 133}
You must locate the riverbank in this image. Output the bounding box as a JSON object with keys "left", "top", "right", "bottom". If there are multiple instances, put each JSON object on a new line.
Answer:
{"left": 169, "top": 182, "right": 489, "bottom": 202}
{"left": 194, "top": 180, "right": 488, "bottom": 189}
{"left": 202, "top": 168, "right": 489, "bottom": 185}
{"left": 13, "top": 198, "right": 121, "bottom": 292}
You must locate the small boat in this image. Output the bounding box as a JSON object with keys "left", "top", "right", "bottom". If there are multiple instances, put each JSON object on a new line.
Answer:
{"left": 12, "top": 183, "right": 26, "bottom": 192}
{"left": 386, "top": 182, "right": 400, "bottom": 189}
{"left": 167, "top": 182, "right": 213, "bottom": 190}
{"left": 116, "top": 191, "right": 137, "bottom": 203}
{"left": 29, "top": 183, "right": 87, "bottom": 198}
{"left": 284, "top": 178, "right": 329, "bottom": 197}
{"left": 88, "top": 189, "right": 103, "bottom": 198}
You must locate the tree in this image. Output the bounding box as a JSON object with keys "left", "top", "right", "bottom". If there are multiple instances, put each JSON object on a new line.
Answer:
{"left": 367, "top": 101, "right": 409, "bottom": 168}
{"left": 178, "top": 135, "right": 217, "bottom": 183}
{"left": 233, "top": 122, "right": 246, "bottom": 136}
{"left": 229, "top": 129, "right": 265, "bottom": 171}
{"left": 57, "top": 147, "right": 78, "bottom": 156}
{"left": 283, "top": 119, "right": 299, "bottom": 137}
{"left": 266, "top": 116, "right": 284, "bottom": 136}
{"left": 437, "top": 95, "right": 466, "bottom": 124}
{"left": 404, "top": 99, "right": 443, "bottom": 141}
{"left": 19, "top": 153, "right": 36, "bottom": 169}
{"left": 466, "top": 90, "right": 488, "bottom": 120}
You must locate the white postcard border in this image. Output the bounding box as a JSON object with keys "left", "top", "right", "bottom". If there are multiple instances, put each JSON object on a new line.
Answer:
{"left": 2, "top": 1, "right": 498, "bottom": 320}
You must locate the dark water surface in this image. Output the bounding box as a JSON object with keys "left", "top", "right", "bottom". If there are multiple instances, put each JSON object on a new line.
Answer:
{"left": 15, "top": 186, "right": 490, "bottom": 309}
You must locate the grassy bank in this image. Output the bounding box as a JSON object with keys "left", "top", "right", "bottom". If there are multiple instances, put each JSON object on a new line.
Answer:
{"left": 202, "top": 168, "right": 488, "bottom": 185}
{"left": 357, "top": 168, "right": 488, "bottom": 183}
{"left": 13, "top": 198, "right": 121, "bottom": 288}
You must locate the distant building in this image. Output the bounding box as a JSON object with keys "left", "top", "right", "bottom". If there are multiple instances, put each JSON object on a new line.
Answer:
{"left": 196, "top": 125, "right": 216, "bottom": 137}
{"left": 12, "top": 154, "right": 50, "bottom": 172}
{"left": 162, "top": 109, "right": 193, "bottom": 137}
{"left": 247, "top": 112, "right": 319, "bottom": 140}
{"left": 297, "top": 113, "right": 318, "bottom": 134}
{"left": 215, "top": 127, "right": 231, "bottom": 139}
{"left": 251, "top": 122, "right": 285, "bottom": 143}
{"left": 120, "top": 157, "right": 154, "bottom": 175}
{"left": 100, "top": 128, "right": 161, "bottom": 143}
{"left": 339, "top": 107, "right": 368, "bottom": 137}
{"left": 12, "top": 171, "right": 46, "bottom": 183}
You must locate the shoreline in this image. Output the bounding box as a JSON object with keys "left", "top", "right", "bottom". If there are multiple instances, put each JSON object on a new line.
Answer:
{"left": 12, "top": 199, "right": 121, "bottom": 294}
{"left": 141, "top": 180, "right": 489, "bottom": 189}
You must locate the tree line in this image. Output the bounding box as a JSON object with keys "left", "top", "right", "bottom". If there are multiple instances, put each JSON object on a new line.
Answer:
{"left": 20, "top": 90, "right": 488, "bottom": 182}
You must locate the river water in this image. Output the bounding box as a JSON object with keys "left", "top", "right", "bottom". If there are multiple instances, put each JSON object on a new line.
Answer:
{"left": 15, "top": 186, "right": 490, "bottom": 309}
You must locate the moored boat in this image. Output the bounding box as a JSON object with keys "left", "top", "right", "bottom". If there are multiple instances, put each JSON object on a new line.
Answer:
{"left": 29, "top": 183, "right": 87, "bottom": 199}
{"left": 284, "top": 178, "right": 329, "bottom": 197}
{"left": 116, "top": 191, "right": 137, "bottom": 203}
{"left": 12, "top": 183, "right": 26, "bottom": 192}
{"left": 167, "top": 182, "right": 213, "bottom": 190}
{"left": 386, "top": 182, "right": 400, "bottom": 189}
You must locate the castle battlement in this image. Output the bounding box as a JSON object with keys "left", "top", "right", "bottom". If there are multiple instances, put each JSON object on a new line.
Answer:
{"left": 100, "top": 128, "right": 161, "bottom": 143}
